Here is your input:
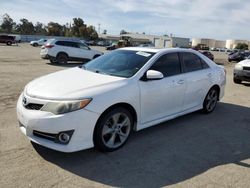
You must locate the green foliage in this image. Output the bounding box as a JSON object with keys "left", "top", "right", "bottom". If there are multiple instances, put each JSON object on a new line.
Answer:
{"left": 47, "top": 22, "right": 63, "bottom": 36}
{"left": 1, "top": 13, "right": 16, "bottom": 33}
{"left": 0, "top": 14, "right": 99, "bottom": 39}
{"left": 16, "top": 19, "right": 35, "bottom": 34}
{"left": 120, "top": 29, "right": 128, "bottom": 35}
{"left": 235, "top": 43, "right": 249, "bottom": 50}
{"left": 34, "top": 22, "right": 47, "bottom": 35}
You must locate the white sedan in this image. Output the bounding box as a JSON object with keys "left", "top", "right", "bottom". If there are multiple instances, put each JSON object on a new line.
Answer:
{"left": 17, "top": 48, "right": 226, "bottom": 152}
{"left": 30, "top": 38, "right": 47, "bottom": 47}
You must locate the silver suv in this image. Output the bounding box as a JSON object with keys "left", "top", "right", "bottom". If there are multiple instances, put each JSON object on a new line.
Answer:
{"left": 40, "top": 39, "right": 103, "bottom": 64}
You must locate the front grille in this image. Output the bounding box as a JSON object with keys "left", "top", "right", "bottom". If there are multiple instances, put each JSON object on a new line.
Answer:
{"left": 25, "top": 103, "right": 43, "bottom": 110}
{"left": 33, "top": 130, "right": 57, "bottom": 141}
{"left": 243, "top": 66, "right": 250, "bottom": 71}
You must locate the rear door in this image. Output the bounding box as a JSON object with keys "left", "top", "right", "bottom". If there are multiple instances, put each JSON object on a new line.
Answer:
{"left": 179, "top": 52, "right": 212, "bottom": 111}
{"left": 139, "top": 52, "right": 186, "bottom": 124}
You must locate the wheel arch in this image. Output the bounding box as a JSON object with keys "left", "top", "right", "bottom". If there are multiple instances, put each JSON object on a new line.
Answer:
{"left": 56, "top": 51, "right": 69, "bottom": 58}
{"left": 93, "top": 102, "right": 138, "bottom": 136}
{"left": 209, "top": 84, "right": 220, "bottom": 100}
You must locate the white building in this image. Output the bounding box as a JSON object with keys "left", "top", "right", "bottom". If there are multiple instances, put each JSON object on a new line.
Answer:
{"left": 121, "top": 33, "right": 190, "bottom": 48}
{"left": 226, "top": 39, "right": 249, "bottom": 49}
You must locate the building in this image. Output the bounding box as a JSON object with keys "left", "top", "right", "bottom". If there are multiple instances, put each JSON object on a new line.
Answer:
{"left": 225, "top": 39, "right": 249, "bottom": 49}
{"left": 192, "top": 38, "right": 216, "bottom": 48}
{"left": 120, "top": 33, "right": 190, "bottom": 48}
{"left": 192, "top": 38, "right": 250, "bottom": 50}
{"left": 214, "top": 40, "right": 226, "bottom": 48}
{"left": 98, "top": 34, "right": 120, "bottom": 42}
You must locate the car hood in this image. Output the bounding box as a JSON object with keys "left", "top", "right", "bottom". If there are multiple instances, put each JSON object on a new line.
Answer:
{"left": 238, "top": 59, "right": 250, "bottom": 67}
{"left": 25, "top": 67, "right": 126, "bottom": 100}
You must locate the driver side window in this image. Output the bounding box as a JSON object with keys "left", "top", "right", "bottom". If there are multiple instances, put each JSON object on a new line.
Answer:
{"left": 150, "top": 53, "right": 181, "bottom": 77}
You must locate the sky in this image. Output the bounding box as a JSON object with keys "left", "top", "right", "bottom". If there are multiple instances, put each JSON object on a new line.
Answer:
{"left": 0, "top": 0, "right": 250, "bottom": 40}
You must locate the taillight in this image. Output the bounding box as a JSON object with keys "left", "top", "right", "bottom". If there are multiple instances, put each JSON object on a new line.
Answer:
{"left": 45, "top": 44, "right": 54, "bottom": 48}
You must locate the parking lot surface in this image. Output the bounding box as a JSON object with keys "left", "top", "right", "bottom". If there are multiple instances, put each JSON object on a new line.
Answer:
{"left": 0, "top": 44, "right": 250, "bottom": 188}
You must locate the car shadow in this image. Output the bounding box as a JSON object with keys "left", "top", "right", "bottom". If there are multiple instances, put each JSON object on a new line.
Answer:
{"left": 33, "top": 102, "right": 250, "bottom": 187}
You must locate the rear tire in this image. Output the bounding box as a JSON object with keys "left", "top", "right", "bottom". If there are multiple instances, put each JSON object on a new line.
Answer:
{"left": 94, "top": 107, "right": 133, "bottom": 152}
{"left": 56, "top": 53, "right": 68, "bottom": 64}
{"left": 6, "top": 41, "right": 12, "bottom": 45}
{"left": 233, "top": 77, "right": 241, "bottom": 84}
{"left": 202, "top": 87, "right": 219, "bottom": 113}
{"left": 33, "top": 43, "right": 38, "bottom": 47}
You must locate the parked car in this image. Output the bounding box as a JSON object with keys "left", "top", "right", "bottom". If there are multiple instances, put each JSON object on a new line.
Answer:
{"left": 30, "top": 38, "right": 47, "bottom": 47}
{"left": 106, "top": 43, "right": 117, "bottom": 50}
{"left": 0, "top": 35, "right": 15, "bottom": 45}
{"left": 199, "top": 51, "right": 214, "bottom": 61}
{"left": 138, "top": 43, "right": 155, "bottom": 47}
{"left": 233, "top": 57, "right": 250, "bottom": 84}
{"left": 8, "top": 34, "right": 21, "bottom": 43}
{"left": 85, "top": 40, "right": 96, "bottom": 46}
{"left": 228, "top": 51, "right": 250, "bottom": 62}
{"left": 40, "top": 39, "right": 103, "bottom": 64}
{"left": 17, "top": 47, "right": 226, "bottom": 152}
{"left": 97, "top": 40, "right": 111, "bottom": 46}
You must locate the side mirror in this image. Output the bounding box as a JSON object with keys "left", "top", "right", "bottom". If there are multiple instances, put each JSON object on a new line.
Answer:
{"left": 146, "top": 70, "right": 164, "bottom": 80}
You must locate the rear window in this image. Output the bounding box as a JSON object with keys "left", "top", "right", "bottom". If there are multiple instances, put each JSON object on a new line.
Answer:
{"left": 180, "top": 53, "right": 203, "bottom": 72}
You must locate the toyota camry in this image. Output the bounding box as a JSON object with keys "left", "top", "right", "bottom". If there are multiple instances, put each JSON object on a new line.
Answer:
{"left": 17, "top": 47, "right": 226, "bottom": 152}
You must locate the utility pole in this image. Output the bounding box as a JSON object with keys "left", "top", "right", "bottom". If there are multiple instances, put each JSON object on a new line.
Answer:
{"left": 98, "top": 23, "right": 101, "bottom": 34}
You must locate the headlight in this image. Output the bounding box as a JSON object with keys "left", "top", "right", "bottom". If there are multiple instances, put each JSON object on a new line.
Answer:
{"left": 235, "top": 64, "right": 243, "bottom": 71}
{"left": 41, "top": 99, "right": 92, "bottom": 115}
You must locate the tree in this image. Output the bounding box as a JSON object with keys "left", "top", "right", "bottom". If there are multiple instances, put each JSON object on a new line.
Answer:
{"left": 1, "top": 14, "right": 16, "bottom": 33}
{"left": 16, "top": 19, "right": 35, "bottom": 34}
{"left": 102, "top": 29, "right": 107, "bottom": 34}
{"left": 47, "top": 22, "right": 63, "bottom": 36}
{"left": 235, "top": 43, "right": 249, "bottom": 50}
{"left": 87, "top": 25, "right": 98, "bottom": 40}
{"left": 120, "top": 29, "right": 128, "bottom": 35}
{"left": 34, "top": 22, "right": 47, "bottom": 35}
{"left": 71, "top": 17, "right": 86, "bottom": 37}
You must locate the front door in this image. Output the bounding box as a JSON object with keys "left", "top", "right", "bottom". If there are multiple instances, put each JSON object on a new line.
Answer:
{"left": 139, "top": 52, "right": 186, "bottom": 124}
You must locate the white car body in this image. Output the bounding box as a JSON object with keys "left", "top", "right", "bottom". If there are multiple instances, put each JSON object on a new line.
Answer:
{"left": 234, "top": 59, "right": 250, "bottom": 83}
{"left": 17, "top": 48, "right": 226, "bottom": 152}
{"left": 40, "top": 39, "right": 103, "bottom": 62}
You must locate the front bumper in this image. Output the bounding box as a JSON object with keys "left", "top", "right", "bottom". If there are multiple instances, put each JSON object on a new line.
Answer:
{"left": 234, "top": 69, "right": 250, "bottom": 82}
{"left": 16, "top": 93, "right": 100, "bottom": 152}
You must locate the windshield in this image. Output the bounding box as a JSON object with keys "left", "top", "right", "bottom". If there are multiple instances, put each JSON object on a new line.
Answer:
{"left": 83, "top": 50, "right": 155, "bottom": 78}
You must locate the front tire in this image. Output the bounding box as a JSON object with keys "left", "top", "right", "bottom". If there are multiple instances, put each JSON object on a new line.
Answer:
{"left": 203, "top": 87, "right": 219, "bottom": 113}
{"left": 94, "top": 107, "right": 133, "bottom": 152}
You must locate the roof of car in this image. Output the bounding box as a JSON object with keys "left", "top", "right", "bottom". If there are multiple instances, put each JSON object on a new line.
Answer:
{"left": 120, "top": 47, "right": 196, "bottom": 54}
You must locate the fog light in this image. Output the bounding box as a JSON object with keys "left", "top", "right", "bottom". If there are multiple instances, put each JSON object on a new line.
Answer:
{"left": 58, "top": 133, "right": 70, "bottom": 143}
{"left": 56, "top": 130, "right": 74, "bottom": 144}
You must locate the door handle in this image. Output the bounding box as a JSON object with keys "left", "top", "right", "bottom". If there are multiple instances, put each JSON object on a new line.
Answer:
{"left": 177, "top": 80, "right": 184, "bottom": 84}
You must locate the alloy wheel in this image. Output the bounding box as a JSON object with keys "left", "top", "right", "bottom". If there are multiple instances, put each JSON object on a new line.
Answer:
{"left": 101, "top": 112, "right": 131, "bottom": 149}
